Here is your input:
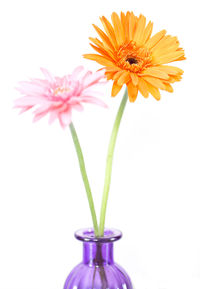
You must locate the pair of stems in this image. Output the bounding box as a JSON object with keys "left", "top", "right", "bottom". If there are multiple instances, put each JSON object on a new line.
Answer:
{"left": 69, "top": 88, "right": 128, "bottom": 236}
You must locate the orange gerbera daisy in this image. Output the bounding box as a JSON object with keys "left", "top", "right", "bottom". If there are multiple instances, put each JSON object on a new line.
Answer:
{"left": 84, "top": 12, "right": 185, "bottom": 102}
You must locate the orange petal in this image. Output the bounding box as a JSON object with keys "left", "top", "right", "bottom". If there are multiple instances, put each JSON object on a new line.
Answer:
{"left": 151, "top": 36, "right": 179, "bottom": 54}
{"left": 129, "top": 12, "right": 137, "bottom": 41}
{"left": 125, "top": 11, "right": 130, "bottom": 41}
{"left": 158, "top": 65, "right": 184, "bottom": 75}
{"left": 92, "top": 24, "right": 114, "bottom": 51}
{"left": 111, "top": 81, "right": 123, "bottom": 97}
{"left": 175, "top": 54, "right": 186, "bottom": 61}
{"left": 100, "top": 16, "right": 118, "bottom": 49}
{"left": 152, "top": 50, "right": 185, "bottom": 65}
{"left": 105, "top": 71, "right": 116, "bottom": 80}
{"left": 120, "top": 12, "right": 126, "bottom": 40}
{"left": 89, "top": 37, "right": 103, "bottom": 47}
{"left": 133, "top": 14, "right": 146, "bottom": 45}
{"left": 111, "top": 12, "right": 124, "bottom": 46}
{"left": 168, "top": 75, "right": 182, "bottom": 83}
{"left": 89, "top": 43, "right": 115, "bottom": 61}
{"left": 142, "top": 76, "right": 166, "bottom": 89}
{"left": 105, "top": 66, "right": 121, "bottom": 73}
{"left": 163, "top": 83, "right": 174, "bottom": 92}
{"left": 89, "top": 37, "right": 115, "bottom": 59}
{"left": 113, "top": 70, "right": 125, "bottom": 81}
{"left": 117, "top": 71, "right": 130, "bottom": 86}
{"left": 138, "top": 78, "right": 149, "bottom": 98}
{"left": 142, "top": 21, "right": 153, "bottom": 44}
{"left": 145, "top": 30, "right": 166, "bottom": 49}
{"left": 140, "top": 67, "right": 169, "bottom": 79}
{"left": 130, "top": 73, "right": 138, "bottom": 85}
{"left": 83, "top": 54, "right": 115, "bottom": 67}
{"left": 127, "top": 81, "right": 138, "bottom": 102}
{"left": 146, "top": 82, "right": 161, "bottom": 100}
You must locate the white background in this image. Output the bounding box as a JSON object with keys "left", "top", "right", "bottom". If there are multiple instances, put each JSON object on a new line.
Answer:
{"left": 0, "top": 0, "right": 199, "bottom": 289}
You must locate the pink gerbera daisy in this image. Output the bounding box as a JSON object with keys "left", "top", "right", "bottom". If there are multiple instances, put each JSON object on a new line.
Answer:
{"left": 15, "top": 66, "right": 107, "bottom": 128}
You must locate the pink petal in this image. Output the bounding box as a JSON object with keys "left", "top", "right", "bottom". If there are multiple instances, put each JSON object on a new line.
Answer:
{"left": 17, "top": 81, "right": 46, "bottom": 95}
{"left": 81, "top": 96, "right": 108, "bottom": 108}
{"left": 33, "top": 105, "right": 52, "bottom": 122}
{"left": 67, "top": 96, "right": 81, "bottom": 105}
{"left": 59, "top": 109, "right": 72, "bottom": 128}
{"left": 72, "top": 103, "right": 84, "bottom": 112}
{"left": 40, "top": 68, "right": 55, "bottom": 83}
{"left": 33, "top": 111, "right": 49, "bottom": 122}
{"left": 18, "top": 106, "right": 33, "bottom": 114}
{"left": 14, "top": 96, "right": 49, "bottom": 107}
{"left": 30, "top": 78, "right": 50, "bottom": 88}
{"left": 33, "top": 104, "right": 52, "bottom": 115}
{"left": 48, "top": 110, "right": 59, "bottom": 125}
{"left": 83, "top": 69, "right": 105, "bottom": 88}
{"left": 81, "top": 89, "right": 103, "bottom": 97}
{"left": 81, "top": 70, "right": 92, "bottom": 83}
{"left": 71, "top": 66, "right": 84, "bottom": 80}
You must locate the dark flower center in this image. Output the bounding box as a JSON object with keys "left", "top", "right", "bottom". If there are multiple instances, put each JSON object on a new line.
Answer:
{"left": 126, "top": 57, "right": 138, "bottom": 65}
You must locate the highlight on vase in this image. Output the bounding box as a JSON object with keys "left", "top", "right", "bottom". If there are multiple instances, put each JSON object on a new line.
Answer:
{"left": 84, "top": 11, "right": 185, "bottom": 102}
{"left": 14, "top": 67, "right": 107, "bottom": 128}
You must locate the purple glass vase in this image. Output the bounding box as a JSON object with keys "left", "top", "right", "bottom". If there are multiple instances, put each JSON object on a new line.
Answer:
{"left": 63, "top": 228, "right": 133, "bottom": 289}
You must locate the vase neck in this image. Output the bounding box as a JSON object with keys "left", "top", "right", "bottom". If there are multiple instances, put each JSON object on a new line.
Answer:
{"left": 83, "top": 242, "right": 114, "bottom": 265}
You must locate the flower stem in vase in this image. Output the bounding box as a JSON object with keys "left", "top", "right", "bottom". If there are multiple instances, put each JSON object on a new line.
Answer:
{"left": 99, "top": 88, "right": 128, "bottom": 236}
{"left": 69, "top": 122, "right": 99, "bottom": 236}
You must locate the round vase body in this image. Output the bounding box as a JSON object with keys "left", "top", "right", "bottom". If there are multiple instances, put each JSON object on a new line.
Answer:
{"left": 63, "top": 229, "right": 133, "bottom": 289}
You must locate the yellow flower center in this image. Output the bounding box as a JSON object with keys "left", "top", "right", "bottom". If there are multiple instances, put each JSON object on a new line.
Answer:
{"left": 54, "top": 87, "right": 71, "bottom": 96}
{"left": 116, "top": 41, "right": 152, "bottom": 73}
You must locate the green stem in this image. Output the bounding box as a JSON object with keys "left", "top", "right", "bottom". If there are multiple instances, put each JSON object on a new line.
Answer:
{"left": 99, "top": 88, "right": 128, "bottom": 236}
{"left": 69, "top": 122, "right": 99, "bottom": 236}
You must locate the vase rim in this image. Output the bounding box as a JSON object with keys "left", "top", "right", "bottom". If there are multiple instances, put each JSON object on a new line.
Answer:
{"left": 75, "top": 228, "right": 122, "bottom": 243}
